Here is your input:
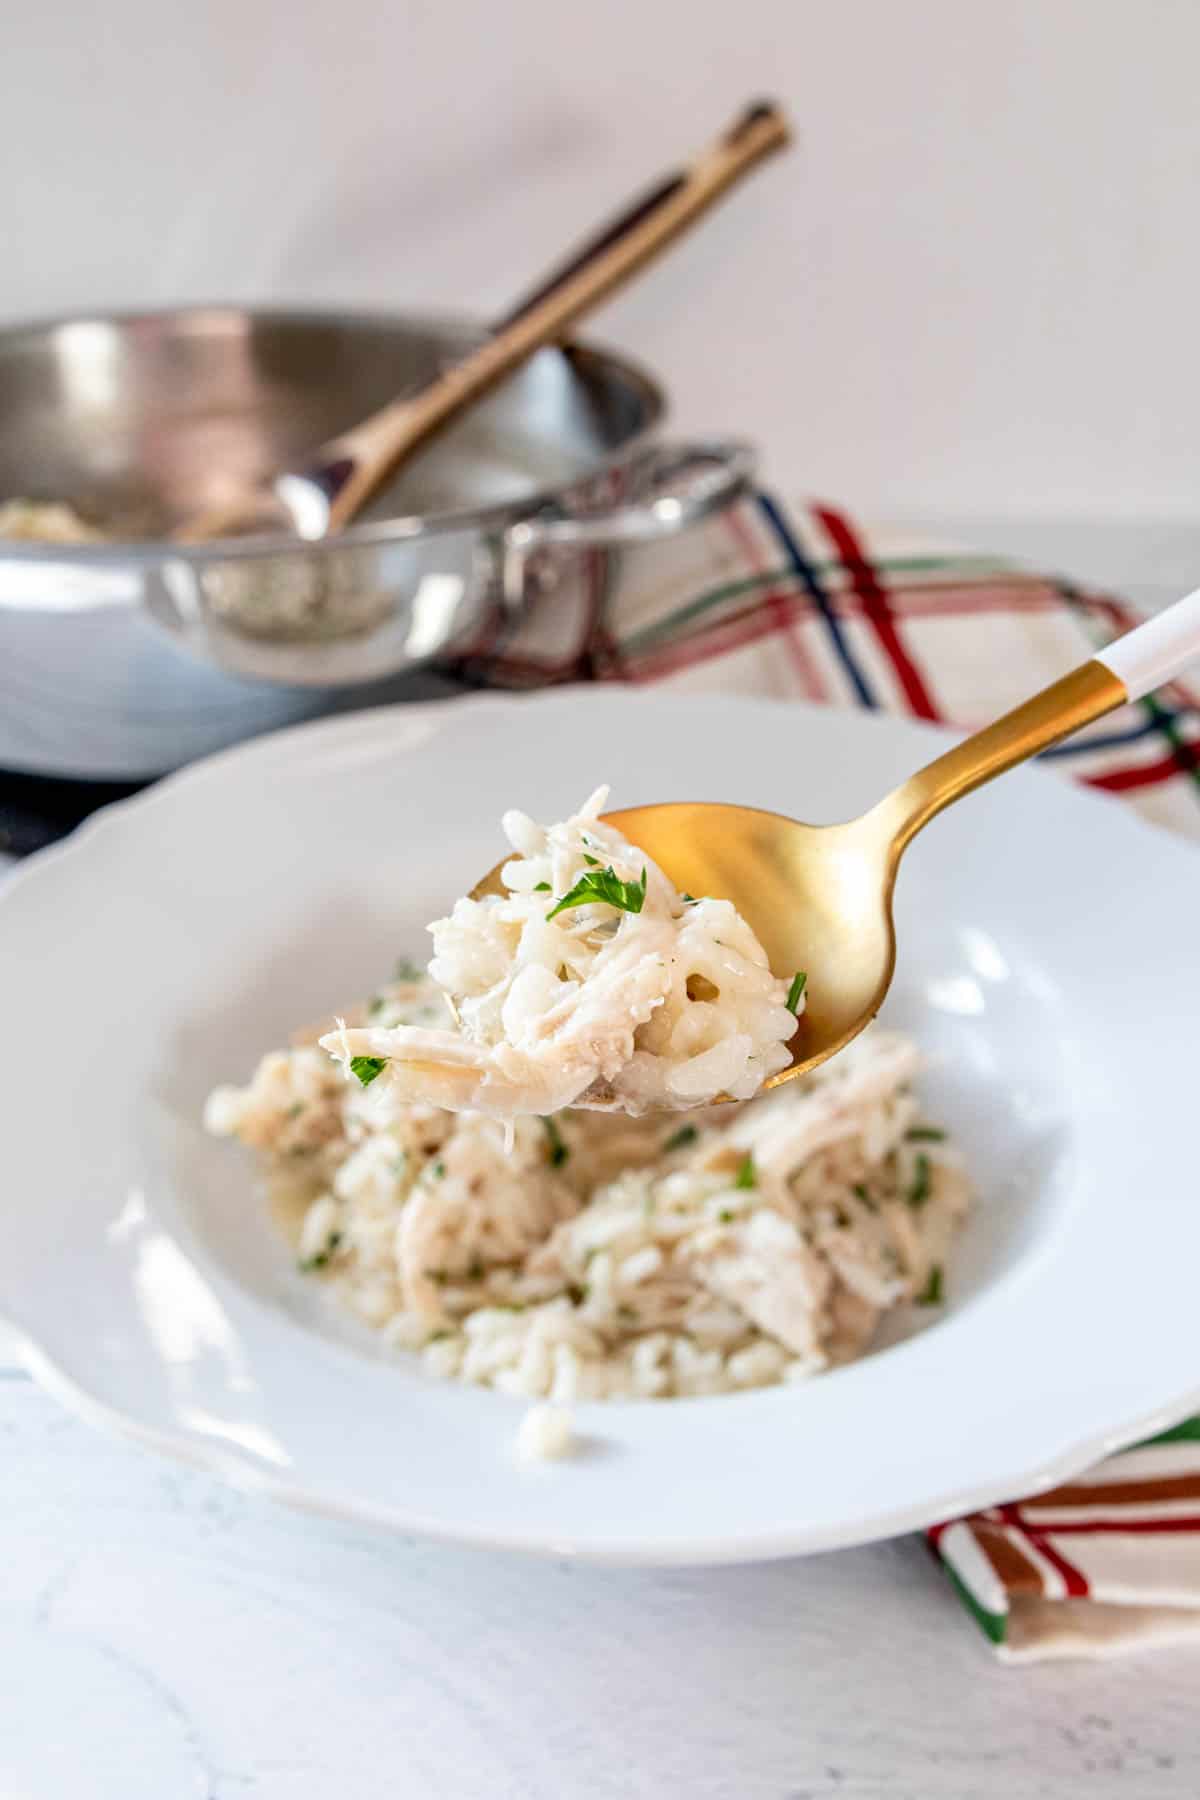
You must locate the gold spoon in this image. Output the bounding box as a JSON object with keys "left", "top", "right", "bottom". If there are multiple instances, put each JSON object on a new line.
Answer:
{"left": 473, "top": 591, "right": 1200, "bottom": 1090}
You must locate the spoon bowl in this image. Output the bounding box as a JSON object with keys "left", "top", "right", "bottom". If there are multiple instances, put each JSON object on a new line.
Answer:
{"left": 606, "top": 803, "right": 900, "bottom": 1084}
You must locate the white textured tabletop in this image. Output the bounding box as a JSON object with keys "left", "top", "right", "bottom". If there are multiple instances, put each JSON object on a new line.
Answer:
{"left": 4, "top": 520, "right": 1199, "bottom": 1800}
{"left": 5, "top": 1364, "right": 1200, "bottom": 1799}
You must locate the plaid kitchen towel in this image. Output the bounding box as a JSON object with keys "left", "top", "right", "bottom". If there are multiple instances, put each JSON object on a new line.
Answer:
{"left": 449, "top": 488, "right": 1200, "bottom": 840}
{"left": 449, "top": 487, "right": 1200, "bottom": 1660}
{"left": 930, "top": 1420, "right": 1200, "bottom": 1662}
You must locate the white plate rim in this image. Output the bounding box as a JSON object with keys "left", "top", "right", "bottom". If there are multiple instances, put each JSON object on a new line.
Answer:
{"left": 9, "top": 1316, "right": 1198, "bottom": 1566}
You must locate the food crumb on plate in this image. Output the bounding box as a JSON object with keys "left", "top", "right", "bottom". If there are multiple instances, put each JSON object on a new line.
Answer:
{"left": 516, "top": 1403, "right": 575, "bottom": 1462}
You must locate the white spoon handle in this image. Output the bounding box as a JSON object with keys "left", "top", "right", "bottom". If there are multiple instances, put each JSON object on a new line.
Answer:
{"left": 1094, "top": 585, "right": 1200, "bottom": 700}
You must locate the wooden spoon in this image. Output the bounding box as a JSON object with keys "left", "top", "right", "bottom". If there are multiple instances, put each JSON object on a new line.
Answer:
{"left": 174, "top": 100, "right": 791, "bottom": 545}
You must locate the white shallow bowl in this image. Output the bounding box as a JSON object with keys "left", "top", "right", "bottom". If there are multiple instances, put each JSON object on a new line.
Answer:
{"left": 1, "top": 690, "right": 1196, "bottom": 1564}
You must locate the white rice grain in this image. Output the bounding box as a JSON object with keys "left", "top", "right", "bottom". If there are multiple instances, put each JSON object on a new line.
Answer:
{"left": 516, "top": 1404, "right": 575, "bottom": 1461}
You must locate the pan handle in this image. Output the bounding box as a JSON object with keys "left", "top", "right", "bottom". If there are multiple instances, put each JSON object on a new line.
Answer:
{"left": 500, "top": 439, "right": 755, "bottom": 607}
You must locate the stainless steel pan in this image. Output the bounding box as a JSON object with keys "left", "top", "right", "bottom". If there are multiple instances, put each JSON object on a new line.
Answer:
{"left": 0, "top": 307, "right": 751, "bottom": 778}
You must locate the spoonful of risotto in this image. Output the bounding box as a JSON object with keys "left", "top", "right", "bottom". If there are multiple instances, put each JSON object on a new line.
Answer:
{"left": 322, "top": 587, "right": 1200, "bottom": 1117}
{"left": 322, "top": 787, "right": 802, "bottom": 1117}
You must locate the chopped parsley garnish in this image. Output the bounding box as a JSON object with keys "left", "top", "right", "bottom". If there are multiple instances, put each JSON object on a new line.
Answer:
{"left": 734, "top": 1153, "right": 757, "bottom": 1190}
{"left": 852, "top": 1181, "right": 878, "bottom": 1213}
{"left": 582, "top": 853, "right": 599, "bottom": 867}
{"left": 349, "top": 1054, "right": 388, "bottom": 1087}
{"left": 906, "top": 1126, "right": 946, "bottom": 1142}
{"left": 299, "top": 1230, "right": 342, "bottom": 1273}
{"left": 680, "top": 892, "right": 698, "bottom": 904}
{"left": 785, "top": 970, "right": 808, "bottom": 1013}
{"left": 427, "top": 1329, "right": 451, "bottom": 1343}
{"left": 542, "top": 1117, "right": 569, "bottom": 1167}
{"left": 663, "top": 1123, "right": 698, "bottom": 1152}
{"left": 533, "top": 880, "right": 551, "bottom": 892}
{"left": 367, "top": 994, "right": 389, "bottom": 1018}
{"left": 718, "top": 1208, "right": 735, "bottom": 1224}
{"left": 916, "top": 1264, "right": 944, "bottom": 1306}
{"left": 432, "top": 1160, "right": 446, "bottom": 1179}
{"left": 546, "top": 864, "right": 647, "bottom": 921}
{"left": 907, "top": 1152, "right": 932, "bottom": 1208}
{"left": 393, "top": 958, "right": 422, "bottom": 981}
{"left": 285, "top": 1101, "right": 306, "bottom": 1119}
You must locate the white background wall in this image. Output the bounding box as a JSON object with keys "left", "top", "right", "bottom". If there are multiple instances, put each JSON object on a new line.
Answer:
{"left": 6, "top": 0, "right": 1200, "bottom": 522}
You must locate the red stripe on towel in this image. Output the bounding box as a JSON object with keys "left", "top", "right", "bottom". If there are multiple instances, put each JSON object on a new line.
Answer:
{"left": 813, "top": 505, "right": 941, "bottom": 720}
{"left": 997, "top": 1505, "right": 1090, "bottom": 1597}
{"left": 723, "top": 507, "right": 828, "bottom": 700}
{"left": 1087, "top": 751, "right": 1196, "bottom": 794}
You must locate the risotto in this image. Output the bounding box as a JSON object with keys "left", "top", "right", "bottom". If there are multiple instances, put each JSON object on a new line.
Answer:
{"left": 320, "top": 788, "right": 803, "bottom": 1118}
{"left": 206, "top": 966, "right": 971, "bottom": 1404}
{"left": 0, "top": 498, "right": 106, "bottom": 543}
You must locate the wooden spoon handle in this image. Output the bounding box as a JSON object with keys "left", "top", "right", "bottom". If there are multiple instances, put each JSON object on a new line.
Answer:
{"left": 495, "top": 102, "right": 787, "bottom": 333}
{"left": 300, "top": 100, "right": 791, "bottom": 533}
